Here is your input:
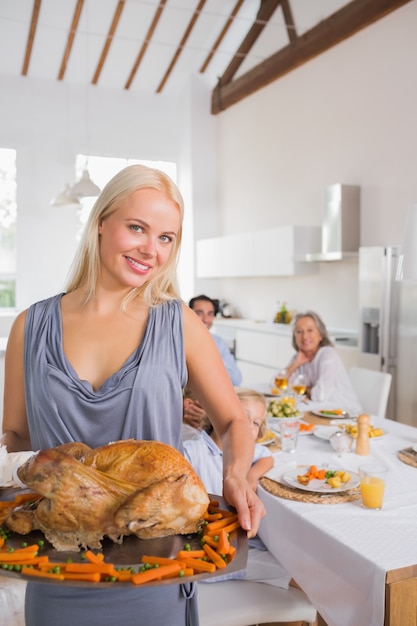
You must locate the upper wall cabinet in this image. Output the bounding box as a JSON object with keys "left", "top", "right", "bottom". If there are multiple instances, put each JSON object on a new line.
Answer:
{"left": 196, "top": 226, "right": 321, "bottom": 278}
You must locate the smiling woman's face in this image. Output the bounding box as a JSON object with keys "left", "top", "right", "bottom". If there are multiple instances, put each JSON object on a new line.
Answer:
{"left": 294, "top": 316, "right": 323, "bottom": 357}
{"left": 98, "top": 188, "right": 181, "bottom": 291}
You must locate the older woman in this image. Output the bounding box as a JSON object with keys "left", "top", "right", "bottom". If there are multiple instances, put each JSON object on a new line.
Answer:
{"left": 286, "top": 311, "right": 361, "bottom": 412}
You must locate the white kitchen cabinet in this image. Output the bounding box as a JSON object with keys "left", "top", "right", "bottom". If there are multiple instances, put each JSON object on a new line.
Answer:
{"left": 196, "top": 226, "right": 321, "bottom": 278}
{"left": 236, "top": 328, "right": 293, "bottom": 369}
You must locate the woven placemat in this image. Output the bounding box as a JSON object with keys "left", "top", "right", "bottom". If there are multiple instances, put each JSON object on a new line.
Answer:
{"left": 397, "top": 448, "right": 417, "bottom": 468}
{"left": 303, "top": 411, "right": 344, "bottom": 426}
{"left": 260, "top": 476, "right": 361, "bottom": 504}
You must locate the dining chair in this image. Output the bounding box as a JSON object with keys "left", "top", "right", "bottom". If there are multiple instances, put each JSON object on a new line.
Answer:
{"left": 197, "top": 579, "right": 317, "bottom": 626}
{"left": 348, "top": 367, "right": 392, "bottom": 419}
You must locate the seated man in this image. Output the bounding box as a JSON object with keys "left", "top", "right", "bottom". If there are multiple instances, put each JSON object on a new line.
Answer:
{"left": 183, "top": 295, "right": 242, "bottom": 439}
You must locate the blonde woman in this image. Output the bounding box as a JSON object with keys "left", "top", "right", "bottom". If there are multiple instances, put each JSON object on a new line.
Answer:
{"left": 1, "top": 165, "right": 264, "bottom": 626}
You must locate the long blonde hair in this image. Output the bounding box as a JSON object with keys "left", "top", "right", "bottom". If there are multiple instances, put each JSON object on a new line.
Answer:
{"left": 65, "top": 164, "right": 184, "bottom": 307}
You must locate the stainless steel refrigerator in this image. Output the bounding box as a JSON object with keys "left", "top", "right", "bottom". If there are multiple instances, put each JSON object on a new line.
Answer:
{"left": 358, "top": 246, "right": 417, "bottom": 425}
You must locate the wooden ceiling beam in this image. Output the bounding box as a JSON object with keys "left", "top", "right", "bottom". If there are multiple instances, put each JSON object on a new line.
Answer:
{"left": 211, "top": 0, "right": 413, "bottom": 114}
{"left": 92, "top": 0, "right": 125, "bottom": 85}
{"left": 281, "top": 0, "right": 297, "bottom": 43}
{"left": 125, "top": 0, "right": 167, "bottom": 90}
{"left": 58, "top": 0, "right": 84, "bottom": 81}
{"left": 21, "top": 0, "right": 41, "bottom": 76}
{"left": 156, "top": 0, "right": 206, "bottom": 93}
{"left": 199, "top": 0, "right": 245, "bottom": 74}
{"left": 219, "top": 0, "right": 281, "bottom": 85}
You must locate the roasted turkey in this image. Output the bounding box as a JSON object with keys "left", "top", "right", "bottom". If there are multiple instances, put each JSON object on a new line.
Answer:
{"left": 6, "top": 440, "right": 210, "bottom": 551}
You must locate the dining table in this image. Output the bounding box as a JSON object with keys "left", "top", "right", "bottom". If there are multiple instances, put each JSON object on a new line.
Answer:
{"left": 258, "top": 400, "right": 417, "bottom": 626}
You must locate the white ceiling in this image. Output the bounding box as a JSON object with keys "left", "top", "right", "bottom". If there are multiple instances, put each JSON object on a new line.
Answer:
{"left": 0, "top": 0, "right": 352, "bottom": 98}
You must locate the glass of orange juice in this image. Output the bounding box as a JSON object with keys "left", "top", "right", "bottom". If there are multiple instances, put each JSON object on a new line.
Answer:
{"left": 359, "top": 463, "right": 388, "bottom": 510}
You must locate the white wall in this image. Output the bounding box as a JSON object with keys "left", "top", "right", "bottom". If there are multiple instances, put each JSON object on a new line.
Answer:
{"left": 0, "top": 2, "right": 416, "bottom": 332}
{"left": 194, "top": 1, "right": 417, "bottom": 329}
{"left": 0, "top": 75, "right": 196, "bottom": 311}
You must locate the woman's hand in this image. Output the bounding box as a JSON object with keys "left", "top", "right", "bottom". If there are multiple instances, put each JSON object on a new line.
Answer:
{"left": 183, "top": 397, "right": 205, "bottom": 430}
{"left": 287, "top": 350, "right": 313, "bottom": 378}
{"left": 223, "top": 475, "right": 266, "bottom": 538}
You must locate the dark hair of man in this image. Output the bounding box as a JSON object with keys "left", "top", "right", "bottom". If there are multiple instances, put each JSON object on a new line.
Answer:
{"left": 188, "top": 294, "right": 219, "bottom": 316}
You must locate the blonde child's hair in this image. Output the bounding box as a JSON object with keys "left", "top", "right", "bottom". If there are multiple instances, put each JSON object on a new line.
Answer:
{"left": 186, "top": 386, "right": 267, "bottom": 439}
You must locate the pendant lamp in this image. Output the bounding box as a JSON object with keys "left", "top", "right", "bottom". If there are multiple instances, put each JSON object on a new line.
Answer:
{"left": 50, "top": 184, "right": 82, "bottom": 208}
{"left": 70, "top": 167, "right": 101, "bottom": 198}
{"left": 396, "top": 204, "right": 417, "bottom": 282}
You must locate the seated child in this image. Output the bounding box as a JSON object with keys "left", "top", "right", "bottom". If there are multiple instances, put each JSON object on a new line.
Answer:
{"left": 183, "top": 387, "right": 292, "bottom": 589}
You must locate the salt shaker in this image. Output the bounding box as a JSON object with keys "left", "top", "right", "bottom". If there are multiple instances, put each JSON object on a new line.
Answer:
{"left": 355, "top": 413, "right": 371, "bottom": 455}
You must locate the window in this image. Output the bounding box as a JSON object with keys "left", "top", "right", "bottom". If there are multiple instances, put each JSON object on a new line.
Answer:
{"left": 0, "top": 149, "right": 17, "bottom": 308}
{"left": 75, "top": 155, "right": 177, "bottom": 239}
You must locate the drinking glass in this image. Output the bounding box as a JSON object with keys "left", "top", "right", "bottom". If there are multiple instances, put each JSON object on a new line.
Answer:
{"left": 330, "top": 429, "right": 353, "bottom": 457}
{"left": 272, "top": 369, "right": 288, "bottom": 393}
{"left": 279, "top": 419, "right": 300, "bottom": 453}
{"left": 359, "top": 463, "right": 388, "bottom": 510}
{"left": 291, "top": 374, "right": 307, "bottom": 400}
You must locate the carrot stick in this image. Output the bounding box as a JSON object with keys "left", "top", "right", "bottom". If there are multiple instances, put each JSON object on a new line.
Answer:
{"left": 203, "top": 544, "right": 227, "bottom": 569}
{"left": 0, "top": 538, "right": 4, "bottom": 548}
{"left": 227, "top": 545, "right": 236, "bottom": 558}
{"left": 38, "top": 561, "right": 69, "bottom": 570}
{"left": 0, "top": 543, "right": 40, "bottom": 554}
{"left": 217, "top": 529, "right": 231, "bottom": 555}
{"left": 65, "top": 562, "right": 117, "bottom": 576}
{"left": 181, "top": 558, "right": 216, "bottom": 573}
{"left": 141, "top": 555, "right": 186, "bottom": 568}
{"left": 201, "top": 535, "right": 219, "bottom": 549}
{"left": 131, "top": 563, "right": 181, "bottom": 585}
{"left": 115, "top": 570, "right": 134, "bottom": 582}
{"left": 176, "top": 550, "right": 206, "bottom": 559}
{"left": 206, "top": 506, "right": 236, "bottom": 518}
{"left": 85, "top": 550, "right": 105, "bottom": 565}
{"left": 63, "top": 572, "right": 101, "bottom": 583}
{"left": 0, "top": 551, "right": 38, "bottom": 562}
{"left": 21, "top": 567, "right": 65, "bottom": 581}
{"left": 0, "top": 556, "right": 49, "bottom": 566}
{"left": 181, "top": 568, "right": 194, "bottom": 577}
{"left": 204, "top": 514, "right": 238, "bottom": 534}
{"left": 207, "top": 520, "right": 240, "bottom": 536}
{"left": 204, "top": 513, "right": 223, "bottom": 522}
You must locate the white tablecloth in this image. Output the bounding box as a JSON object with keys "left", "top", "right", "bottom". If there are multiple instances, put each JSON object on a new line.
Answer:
{"left": 258, "top": 404, "right": 417, "bottom": 626}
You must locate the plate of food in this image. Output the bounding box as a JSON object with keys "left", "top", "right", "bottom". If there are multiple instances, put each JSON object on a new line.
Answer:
{"left": 298, "top": 421, "right": 315, "bottom": 436}
{"left": 343, "top": 423, "right": 387, "bottom": 440}
{"left": 256, "top": 429, "right": 277, "bottom": 446}
{"left": 267, "top": 398, "right": 303, "bottom": 420}
{"left": 0, "top": 440, "right": 249, "bottom": 588}
{"left": 0, "top": 488, "right": 247, "bottom": 587}
{"left": 282, "top": 465, "right": 359, "bottom": 493}
{"left": 312, "top": 408, "right": 350, "bottom": 419}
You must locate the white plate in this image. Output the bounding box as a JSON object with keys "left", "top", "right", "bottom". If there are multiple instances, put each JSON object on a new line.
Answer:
{"left": 312, "top": 409, "right": 350, "bottom": 419}
{"left": 268, "top": 414, "right": 304, "bottom": 426}
{"left": 282, "top": 467, "right": 360, "bottom": 493}
{"left": 313, "top": 425, "right": 339, "bottom": 441}
{"left": 270, "top": 419, "right": 313, "bottom": 436}
{"left": 314, "top": 425, "right": 387, "bottom": 442}
{"left": 257, "top": 436, "right": 276, "bottom": 446}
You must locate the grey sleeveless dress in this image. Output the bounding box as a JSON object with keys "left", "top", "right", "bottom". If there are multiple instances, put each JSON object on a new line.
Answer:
{"left": 23, "top": 294, "right": 198, "bottom": 626}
